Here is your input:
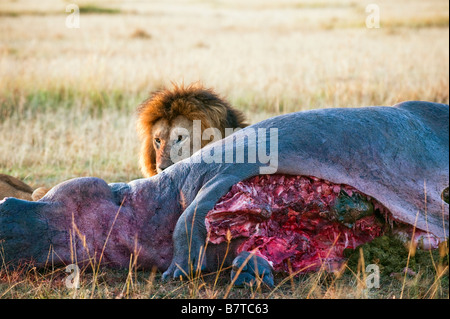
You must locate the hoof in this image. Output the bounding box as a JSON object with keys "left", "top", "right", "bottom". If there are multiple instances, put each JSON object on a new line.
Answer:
{"left": 231, "top": 251, "right": 274, "bottom": 288}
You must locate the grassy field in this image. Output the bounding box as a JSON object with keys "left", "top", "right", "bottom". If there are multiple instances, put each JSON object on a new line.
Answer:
{"left": 0, "top": 0, "right": 448, "bottom": 299}
{"left": 0, "top": 237, "right": 448, "bottom": 299}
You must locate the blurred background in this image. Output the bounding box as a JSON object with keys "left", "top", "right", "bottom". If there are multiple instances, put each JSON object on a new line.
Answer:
{"left": 0, "top": 0, "right": 448, "bottom": 188}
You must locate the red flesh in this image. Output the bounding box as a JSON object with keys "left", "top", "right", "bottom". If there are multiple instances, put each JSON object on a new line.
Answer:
{"left": 206, "top": 175, "right": 389, "bottom": 273}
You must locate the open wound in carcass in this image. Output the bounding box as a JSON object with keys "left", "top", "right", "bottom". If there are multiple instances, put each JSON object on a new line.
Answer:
{"left": 206, "top": 175, "right": 392, "bottom": 274}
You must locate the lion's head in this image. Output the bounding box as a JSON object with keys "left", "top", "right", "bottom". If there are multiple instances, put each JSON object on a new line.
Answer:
{"left": 137, "top": 83, "right": 248, "bottom": 177}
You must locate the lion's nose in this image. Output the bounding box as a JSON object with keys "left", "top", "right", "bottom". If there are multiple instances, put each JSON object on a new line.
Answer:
{"left": 157, "top": 161, "right": 173, "bottom": 173}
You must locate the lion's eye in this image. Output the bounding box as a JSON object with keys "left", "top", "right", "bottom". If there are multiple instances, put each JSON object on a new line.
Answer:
{"left": 154, "top": 138, "right": 161, "bottom": 144}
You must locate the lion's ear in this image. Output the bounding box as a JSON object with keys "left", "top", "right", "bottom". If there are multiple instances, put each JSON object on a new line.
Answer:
{"left": 31, "top": 187, "right": 50, "bottom": 201}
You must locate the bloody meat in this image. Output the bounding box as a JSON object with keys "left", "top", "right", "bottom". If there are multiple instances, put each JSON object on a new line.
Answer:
{"left": 206, "top": 175, "right": 391, "bottom": 273}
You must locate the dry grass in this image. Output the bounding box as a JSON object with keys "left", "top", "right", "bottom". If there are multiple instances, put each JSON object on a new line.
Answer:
{"left": 0, "top": 0, "right": 448, "bottom": 299}
{"left": 1, "top": 238, "right": 447, "bottom": 299}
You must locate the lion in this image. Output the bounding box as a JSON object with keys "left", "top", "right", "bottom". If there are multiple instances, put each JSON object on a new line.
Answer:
{"left": 137, "top": 83, "right": 248, "bottom": 177}
{"left": 0, "top": 174, "right": 49, "bottom": 202}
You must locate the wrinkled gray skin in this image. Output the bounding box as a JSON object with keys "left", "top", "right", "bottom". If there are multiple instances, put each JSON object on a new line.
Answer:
{"left": 0, "top": 101, "right": 448, "bottom": 286}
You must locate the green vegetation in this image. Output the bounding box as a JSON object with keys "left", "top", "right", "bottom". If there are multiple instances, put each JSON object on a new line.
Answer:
{"left": 78, "top": 4, "right": 121, "bottom": 15}
{"left": 345, "top": 236, "right": 449, "bottom": 298}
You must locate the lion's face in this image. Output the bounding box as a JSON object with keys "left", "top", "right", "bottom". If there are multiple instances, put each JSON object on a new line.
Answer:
{"left": 137, "top": 83, "right": 248, "bottom": 177}
{"left": 151, "top": 115, "right": 193, "bottom": 173}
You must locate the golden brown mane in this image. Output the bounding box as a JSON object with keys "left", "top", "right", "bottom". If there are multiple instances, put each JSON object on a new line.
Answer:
{"left": 137, "top": 83, "right": 247, "bottom": 177}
